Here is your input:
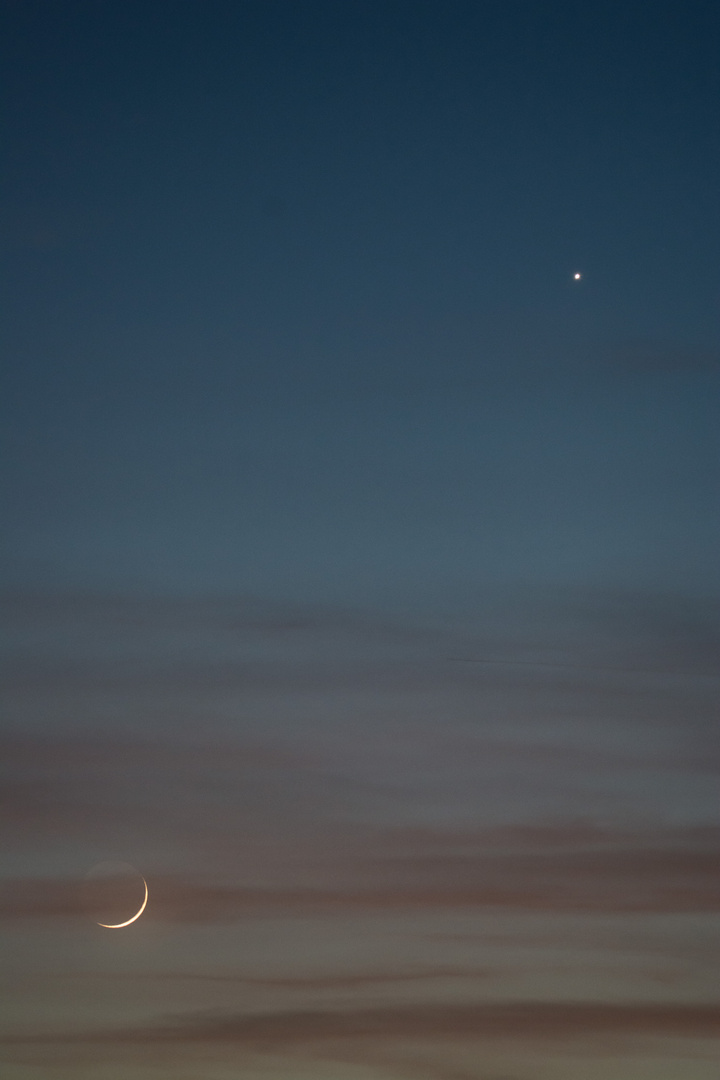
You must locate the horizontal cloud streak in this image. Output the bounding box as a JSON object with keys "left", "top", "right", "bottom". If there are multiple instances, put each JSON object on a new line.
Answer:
{"left": 3, "top": 830, "right": 718, "bottom": 920}
{"left": 5, "top": 1001, "right": 720, "bottom": 1046}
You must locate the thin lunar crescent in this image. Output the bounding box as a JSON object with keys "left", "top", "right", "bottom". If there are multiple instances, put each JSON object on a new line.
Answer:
{"left": 97, "top": 877, "right": 148, "bottom": 928}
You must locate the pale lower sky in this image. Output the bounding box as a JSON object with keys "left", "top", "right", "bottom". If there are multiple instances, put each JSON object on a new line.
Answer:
{"left": 1, "top": 591, "right": 718, "bottom": 1078}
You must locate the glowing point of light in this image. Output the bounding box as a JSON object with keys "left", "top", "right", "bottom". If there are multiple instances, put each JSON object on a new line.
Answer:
{"left": 97, "top": 877, "right": 148, "bottom": 928}
{"left": 573, "top": 272, "right": 582, "bottom": 280}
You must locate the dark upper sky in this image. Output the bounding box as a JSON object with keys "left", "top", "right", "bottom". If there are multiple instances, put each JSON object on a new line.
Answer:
{"left": 2, "top": 0, "right": 719, "bottom": 605}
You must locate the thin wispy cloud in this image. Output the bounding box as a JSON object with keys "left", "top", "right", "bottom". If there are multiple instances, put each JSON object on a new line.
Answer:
{"left": 5, "top": 1000, "right": 719, "bottom": 1046}
{"left": 3, "top": 824, "right": 718, "bottom": 920}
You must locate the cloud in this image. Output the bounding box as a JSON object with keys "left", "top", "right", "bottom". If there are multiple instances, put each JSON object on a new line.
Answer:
{"left": 2, "top": 589, "right": 718, "bottom": 922}
{"left": 4, "top": 1001, "right": 719, "bottom": 1047}
{"left": 50, "top": 967, "right": 500, "bottom": 990}
{"left": 0, "top": 730, "right": 327, "bottom": 863}
{"left": 3, "top": 823, "right": 718, "bottom": 921}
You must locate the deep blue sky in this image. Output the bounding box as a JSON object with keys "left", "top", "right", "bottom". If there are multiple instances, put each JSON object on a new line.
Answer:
{"left": 2, "top": 0, "right": 719, "bottom": 604}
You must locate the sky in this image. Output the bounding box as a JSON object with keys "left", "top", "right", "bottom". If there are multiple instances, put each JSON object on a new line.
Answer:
{"left": 1, "top": 2, "right": 719, "bottom": 1078}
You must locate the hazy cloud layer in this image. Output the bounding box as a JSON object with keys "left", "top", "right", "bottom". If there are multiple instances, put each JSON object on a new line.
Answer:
{"left": 2, "top": 841, "right": 718, "bottom": 921}
{"left": 2, "top": 589, "right": 718, "bottom": 1078}
{"left": 4, "top": 1000, "right": 720, "bottom": 1045}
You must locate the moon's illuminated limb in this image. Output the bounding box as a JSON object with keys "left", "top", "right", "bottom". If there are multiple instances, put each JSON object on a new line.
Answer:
{"left": 97, "top": 877, "right": 148, "bottom": 928}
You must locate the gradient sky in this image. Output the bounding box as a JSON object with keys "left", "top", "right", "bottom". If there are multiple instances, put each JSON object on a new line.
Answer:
{"left": 1, "top": 2, "right": 719, "bottom": 1078}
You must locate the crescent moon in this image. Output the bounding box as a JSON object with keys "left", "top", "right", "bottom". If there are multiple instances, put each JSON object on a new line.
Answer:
{"left": 97, "top": 877, "right": 148, "bottom": 928}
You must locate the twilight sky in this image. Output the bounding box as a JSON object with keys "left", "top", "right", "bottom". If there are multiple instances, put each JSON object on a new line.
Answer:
{"left": 1, "top": 2, "right": 719, "bottom": 1078}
